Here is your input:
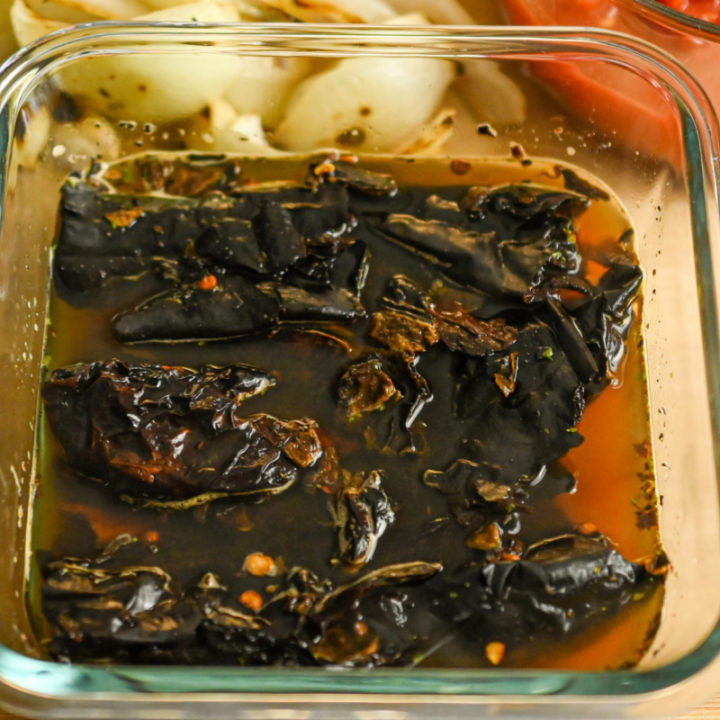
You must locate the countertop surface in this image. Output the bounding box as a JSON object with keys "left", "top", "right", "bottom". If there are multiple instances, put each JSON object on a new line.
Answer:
{"left": 687, "top": 699, "right": 720, "bottom": 720}
{"left": 0, "top": 699, "right": 718, "bottom": 720}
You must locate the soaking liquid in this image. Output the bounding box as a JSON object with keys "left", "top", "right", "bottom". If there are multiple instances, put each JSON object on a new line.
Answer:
{"left": 28, "top": 154, "right": 665, "bottom": 669}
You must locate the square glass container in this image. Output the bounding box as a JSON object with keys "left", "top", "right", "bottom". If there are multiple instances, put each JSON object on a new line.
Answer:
{"left": 0, "top": 22, "right": 718, "bottom": 719}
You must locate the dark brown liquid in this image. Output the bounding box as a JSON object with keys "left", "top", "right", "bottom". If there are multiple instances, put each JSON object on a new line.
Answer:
{"left": 29, "top": 155, "right": 664, "bottom": 669}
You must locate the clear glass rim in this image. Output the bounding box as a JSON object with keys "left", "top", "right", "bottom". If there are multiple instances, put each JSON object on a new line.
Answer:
{"left": 0, "top": 21, "right": 719, "bottom": 708}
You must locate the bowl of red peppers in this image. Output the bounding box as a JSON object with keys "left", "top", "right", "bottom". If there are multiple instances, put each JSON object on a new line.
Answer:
{"left": 653, "top": 0, "right": 720, "bottom": 22}
{"left": 502, "top": 0, "right": 720, "bottom": 162}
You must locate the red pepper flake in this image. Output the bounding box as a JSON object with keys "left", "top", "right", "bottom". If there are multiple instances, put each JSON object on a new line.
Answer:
{"left": 239, "top": 590, "right": 263, "bottom": 612}
{"left": 493, "top": 352, "right": 519, "bottom": 398}
{"left": 196, "top": 274, "right": 218, "bottom": 291}
{"left": 244, "top": 552, "right": 277, "bottom": 577}
{"left": 578, "top": 522, "right": 598, "bottom": 535}
{"left": 339, "top": 154, "right": 359, "bottom": 164}
{"left": 465, "top": 522, "right": 501, "bottom": 551}
{"left": 144, "top": 530, "right": 160, "bottom": 543}
{"left": 485, "top": 641, "right": 505, "bottom": 665}
{"left": 104, "top": 207, "right": 144, "bottom": 228}
{"left": 313, "top": 161, "right": 336, "bottom": 177}
{"left": 499, "top": 552, "right": 522, "bottom": 562}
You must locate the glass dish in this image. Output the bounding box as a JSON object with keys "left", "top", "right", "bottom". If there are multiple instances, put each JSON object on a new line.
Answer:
{"left": 0, "top": 22, "right": 719, "bottom": 719}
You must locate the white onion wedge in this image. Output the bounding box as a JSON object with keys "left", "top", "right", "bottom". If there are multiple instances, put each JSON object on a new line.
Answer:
{"left": 48, "top": 114, "right": 122, "bottom": 167}
{"left": 395, "top": 107, "right": 456, "bottom": 155}
{"left": 23, "top": 0, "right": 97, "bottom": 23}
{"left": 6, "top": 103, "right": 50, "bottom": 192}
{"left": 140, "top": 0, "right": 197, "bottom": 8}
{"left": 184, "top": 99, "right": 277, "bottom": 153}
{"left": 224, "top": 4, "right": 403, "bottom": 127}
{"left": 259, "top": 0, "right": 395, "bottom": 23}
{"left": 10, "top": 0, "right": 67, "bottom": 48}
{"left": 273, "top": 11, "right": 457, "bottom": 153}
{"left": 29, "top": 0, "right": 150, "bottom": 20}
{"left": 14, "top": 103, "right": 50, "bottom": 169}
{"left": 0, "top": 0, "right": 18, "bottom": 60}
{"left": 456, "top": 60, "right": 527, "bottom": 127}
{"left": 223, "top": 55, "right": 311, "bottom": 127}
{"left": 57, "top": 0, "right": 243, "bottom": 123}
{"left": 387, "top": 0, "right": 526, "bottom": 126}
{"left": 273, "top": 54, "right": 456, "bottom": 153}
{"left": 142, "top": 0, "right": 293, "bottom": 20}
{"left": 386, "top": 0, "right": 479, "bottom": 24}
{"left": 208, "top": 109, "right": 281, "bottom": 154}
{"left": 383, "top": 11, "right": 428, "bottom": 24}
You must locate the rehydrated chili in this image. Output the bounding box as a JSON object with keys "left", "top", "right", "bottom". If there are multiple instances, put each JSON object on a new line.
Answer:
{"left": 42, "top": 359, "right": 322, "bottom": 507}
